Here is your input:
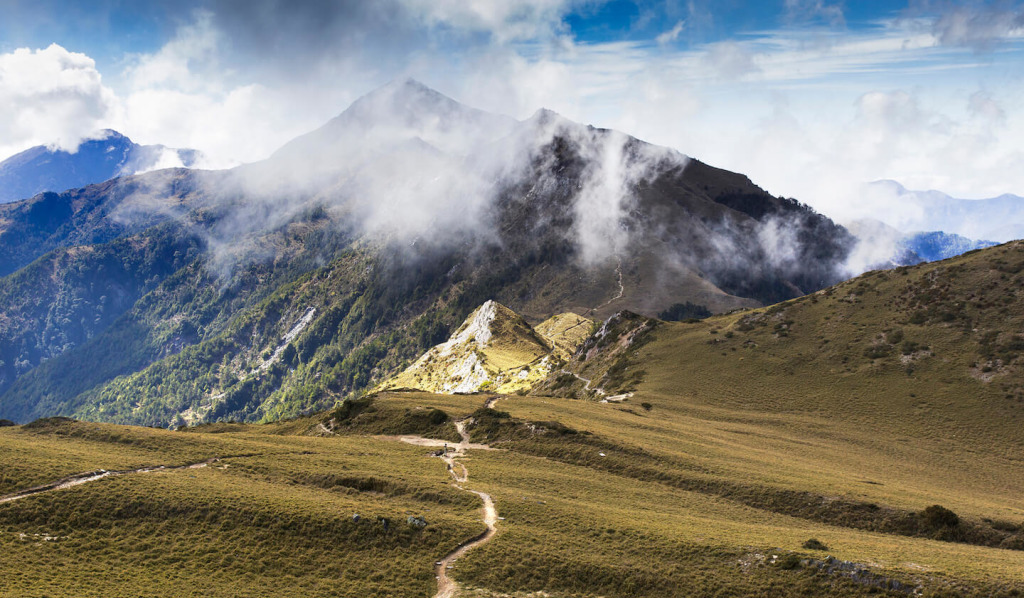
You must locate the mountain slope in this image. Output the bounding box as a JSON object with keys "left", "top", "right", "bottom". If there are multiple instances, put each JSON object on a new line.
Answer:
{"left": 2, "top": 243, "right": 1024, "bottom": 597}
{"left": 0, "top": 80, "right": 855, "bottom": 426}
{"left": 0, "top": 130, "right": 201, "bottom": 204}
{"left": 903, "top": 230, "right": 997, "bottom": 262}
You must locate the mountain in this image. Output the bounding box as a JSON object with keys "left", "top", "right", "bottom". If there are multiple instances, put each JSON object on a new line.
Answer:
{"left": 864, "top": 180, "right": 1024, "bottom": 243}
{"left": 845, "top": 218, "right": 998, "bottom": 268}
{"left": 0, "top": 79, "right": 855, "bottom": 426}
{"left": 1, "top": 241, "right": 1022, "bottom": 598}
{"left": 383, "top": 300, "right": 591, "bottom": 394}
{"left": 902, "top": 230, "right": 998, "bottom": 262}
{"left": 0, "top": 130, "right": 202, "bottom": 204}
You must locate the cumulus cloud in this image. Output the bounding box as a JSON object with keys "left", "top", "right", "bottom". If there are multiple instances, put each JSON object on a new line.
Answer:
{"left": 0, "top": 44, "right": 116, "bottom": 157}
{"left": 704, "top": 41, "right": 760, "bottom": 78}
{"left": 4, "top": 0, "right": 1024, "bottom": 264}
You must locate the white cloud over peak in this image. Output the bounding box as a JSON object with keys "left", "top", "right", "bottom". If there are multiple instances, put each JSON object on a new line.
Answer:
{"left": 0, "top": 44, "right": 116, "bottom": 157}
{"left": 3, "top": 0, "right": 1024, "bottom": 237}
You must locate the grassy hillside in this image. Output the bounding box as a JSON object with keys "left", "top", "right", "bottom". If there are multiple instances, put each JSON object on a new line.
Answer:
{"left": 3, "top": 386, "right": 1021, "bottom": 597}
{"left": 0, "top": 413, "right": 481, "bottom": 598}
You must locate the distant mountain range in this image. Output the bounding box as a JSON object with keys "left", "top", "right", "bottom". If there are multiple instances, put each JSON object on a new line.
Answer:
{"left": 0, "top": 130, "right": 201, "bottom": 204}
{"left": 865, "top": 180, "right": 1024, "bottom": 243}
{"left": 846, "top": 218, "right": 998, "bottom": 269}
{"left": 902, "top": 231, "right": 998, "bottom": 262}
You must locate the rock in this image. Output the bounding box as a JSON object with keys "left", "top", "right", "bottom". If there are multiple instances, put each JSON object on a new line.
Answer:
{"left": 408, "top": 515, "right": 428, "bottom": 528}
{"left": 352, "top": 513, "right": 361, "bottom": 523}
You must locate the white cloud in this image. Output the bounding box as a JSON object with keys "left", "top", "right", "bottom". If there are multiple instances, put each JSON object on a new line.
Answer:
{"left": 123, "top": 10, "right": 222, "bottom": 93}
{"left": 784, "top": 0, "right": 845, "bottom": 26}
{"left": 0, "top": 44, "right": 116, "bottom": 157}
{"left": 928, "top": 4, "right": 1024, "bottom": 51}
{"left": 656, "top": 20, "right": 686, "bottom": 45}
{"left": 401, "top": 0, "right": 578, "bottom": 43}
{"left": 5, "top": 2, "right": 1024, "bottom": 242}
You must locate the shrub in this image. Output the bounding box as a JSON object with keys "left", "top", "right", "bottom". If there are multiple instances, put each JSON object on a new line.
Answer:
{"left": 864, "top": 345, "right": 891, "bottom": 359}
{"left": 920, "top": 504, "right": 960, "bottom": 529}
{"left": 774, "top": 553, "right": 802, "bottom": 570}
{"left": 802, "top": 538, "right": 828, "bottom": 551}
{"left": 640, "top": 402, "right": 653, "bottom": 411}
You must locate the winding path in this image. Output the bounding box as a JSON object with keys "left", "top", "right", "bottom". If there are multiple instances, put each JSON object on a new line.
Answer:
{"left": 0, "top": 459, "right": 218, "bottom": 505}
{"left": 392, "top": 402, "right": 502, "bottom": 598}
{"left": 559, "top": 368, "right": 605, "bottom": 397}
{"left": 432, "top": 420, "right": 499, "bottom": 598}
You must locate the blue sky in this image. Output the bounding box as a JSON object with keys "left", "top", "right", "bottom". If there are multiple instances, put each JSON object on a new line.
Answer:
{"left": 1, "top": 0, "right": 1024, "bottom": 224}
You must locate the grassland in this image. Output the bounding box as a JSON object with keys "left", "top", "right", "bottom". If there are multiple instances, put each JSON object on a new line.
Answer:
{"left": 0, "top": 414, "right": 482, "bottom": 597}
{"left": 4, "top": 243, "right": 1024, "bottom": 597}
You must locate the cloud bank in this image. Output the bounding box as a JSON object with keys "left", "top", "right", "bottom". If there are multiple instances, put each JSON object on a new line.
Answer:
{"left": 2, "top": 0, "right": 1024, "bottom": 234}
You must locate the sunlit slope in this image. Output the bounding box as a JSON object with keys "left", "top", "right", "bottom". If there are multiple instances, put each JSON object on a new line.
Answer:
{"left": 2, "top": 386, "right": 1023, "bottom": 597}
{"left": 385, "top": 300, "right": 593, "bottom": 394}
{"left": 610, "top": 241, "right": 1024, "bottom": 525}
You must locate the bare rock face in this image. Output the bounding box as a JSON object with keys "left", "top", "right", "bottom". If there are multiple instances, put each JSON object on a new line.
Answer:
{"left": 384, "top": 300, "right": 592, "bottom": 394}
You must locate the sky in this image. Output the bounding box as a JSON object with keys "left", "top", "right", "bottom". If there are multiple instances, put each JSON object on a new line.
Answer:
{"left": 1, "top": 0, "right": 1024, "bottom": 225}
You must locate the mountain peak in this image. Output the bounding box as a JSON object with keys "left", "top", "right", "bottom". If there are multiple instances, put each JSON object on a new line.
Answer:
{"left": 270, "top": 78, "right": 517, "bottom": 163}
{"left": 383, "top": 301, "right": 593, "bottom": 395}
{"left": 0, "top": 130, "right": 199, "bottom": 203}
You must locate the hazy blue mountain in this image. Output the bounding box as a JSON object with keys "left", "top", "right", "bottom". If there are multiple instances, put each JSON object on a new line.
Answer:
{"left": 903, "top": 231, "right": 998, "bottom": 262}
{"left": 0, "top": 131, "right": 201, "bottom": 204}
{"left": 866, "top": 180, "right": 1024, "bottom": 243}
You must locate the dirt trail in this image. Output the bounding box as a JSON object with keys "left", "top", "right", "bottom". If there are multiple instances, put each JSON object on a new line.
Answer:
{"left": 559, "top": 368, "right": 606, "bottom": 397}
{"left": 0, "top": 459, "right": 217, "bottom": 505}
{"left": 431, "top": 417, "right": 499, "bottom": 598}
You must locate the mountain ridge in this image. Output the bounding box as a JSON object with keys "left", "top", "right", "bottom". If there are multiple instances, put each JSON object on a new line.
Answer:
{"left": 0, "top": 80, "right": 856, "bottom": 427}
{"left": 0, "top": 130, "right": 201, "bottom": 204}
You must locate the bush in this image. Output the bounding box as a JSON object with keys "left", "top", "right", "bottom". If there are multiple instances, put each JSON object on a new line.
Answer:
{"left": 774, "top": 553, "right": 802, "bottom": 570}
{"left": 640, "top": 402, "right": 652, "bottom": 411}
{"left": 802, "top": 538, "right": 828, "bottom": 551}
{"left": 920, "top": 504, "right": 960, "bottom": 529}
{"left": 864, "top": 345, "right": 891, "bottom": 359}
{"left": 0, "top": 419, "right": 16, "bottom": 427}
